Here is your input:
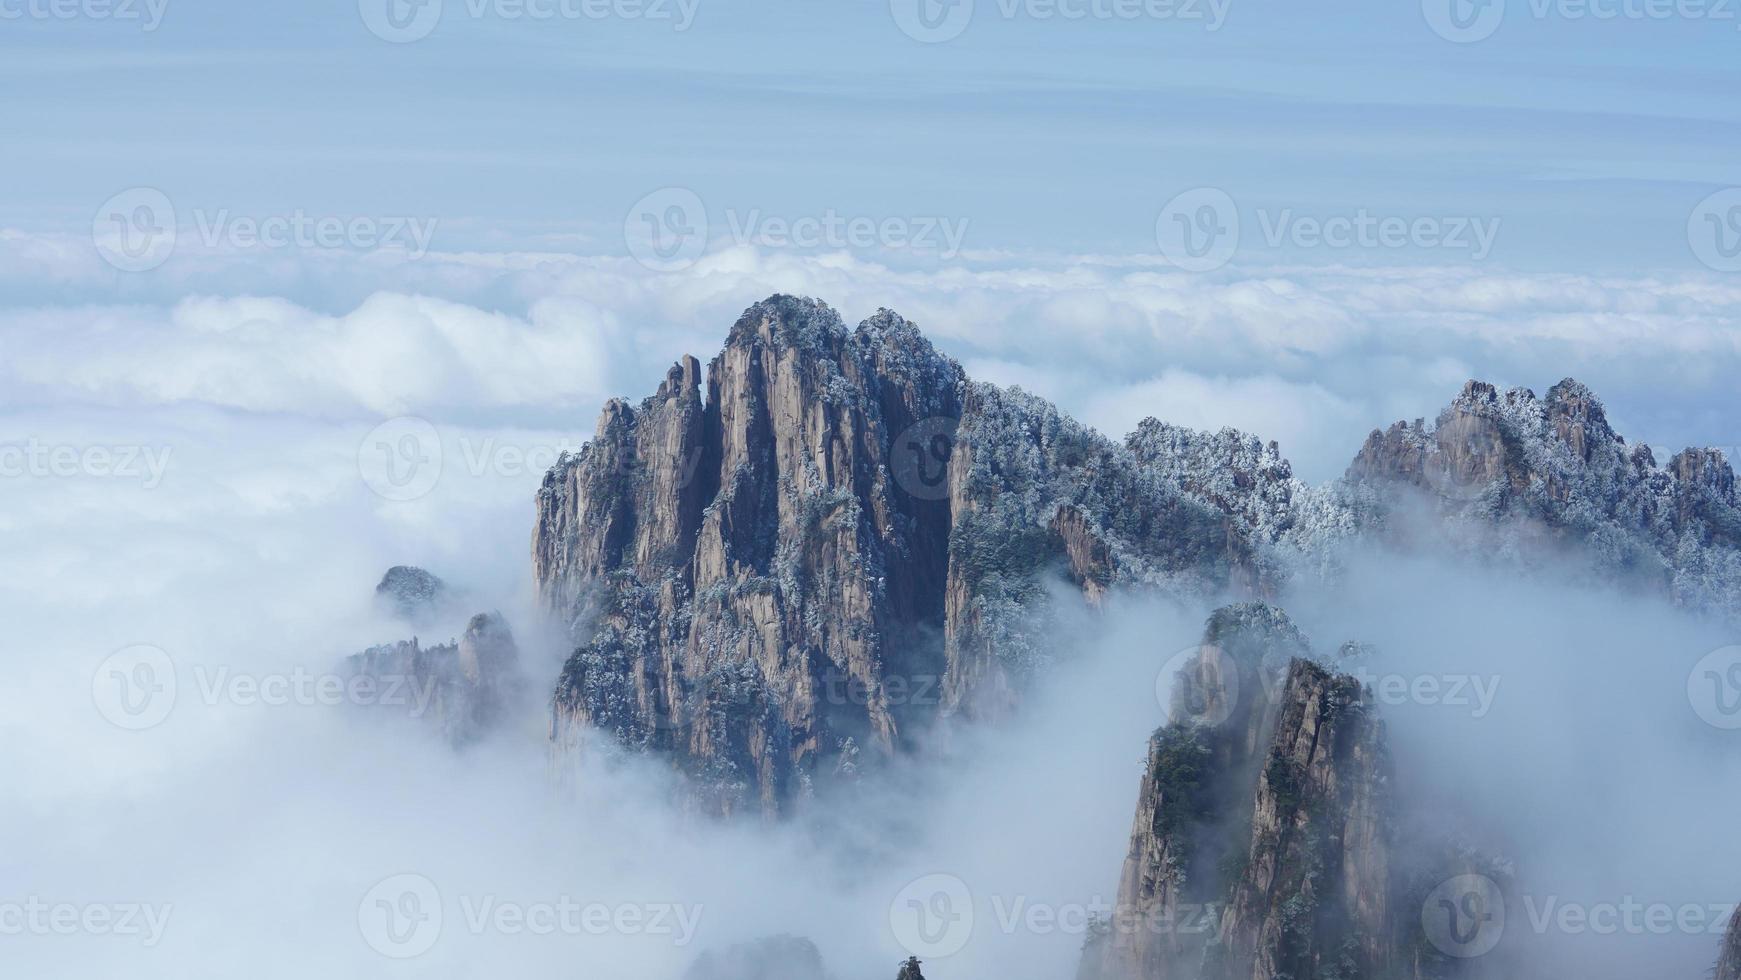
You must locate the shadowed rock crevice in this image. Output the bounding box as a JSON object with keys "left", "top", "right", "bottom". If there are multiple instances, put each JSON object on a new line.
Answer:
{"left": 344, "top": 609, "right": 524, "bottom": 746}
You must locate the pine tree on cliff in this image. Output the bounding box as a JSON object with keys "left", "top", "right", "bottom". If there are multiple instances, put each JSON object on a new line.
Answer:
{"left": 896, "top": 956, "right": 926, "bottom": 980}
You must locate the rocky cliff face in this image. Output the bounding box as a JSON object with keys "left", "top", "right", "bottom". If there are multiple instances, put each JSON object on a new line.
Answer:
{"left": 1212, "top": 657, "right": 1391, "bottom": 980}
{"left": 345, "top": 609, "right": 522, "bottom": 745}
{"left": 1083, "top": 606, "right": 1402, "bottom": 980}
{"left": 538, "top": 297, "right": 967, "bottom": 815}
{"left": 533, "top": 298, "right": 1741, "bottom": 818}
{"left": 1082, "top": 605, "right": 1528, "bottom": 980}
{"left": 535, "top": 296, "right": 1254, "bottom": 814}
{"left": 940, "top": 382, "right": 1254, "bottom": 719}
{"left": 1346, "top": 379, "right": 1741, "bottom": 618}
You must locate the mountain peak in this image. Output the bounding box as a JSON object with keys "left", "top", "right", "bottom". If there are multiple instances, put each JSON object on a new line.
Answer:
{"left": 726, "top": 294, "right": 849, "bottom": 355}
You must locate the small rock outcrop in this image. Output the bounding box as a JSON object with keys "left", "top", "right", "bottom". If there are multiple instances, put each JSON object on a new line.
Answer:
{"left": 345, "top": 611, "right": 522, "bottom": 745}
{"left": 895, "top": 956, "right": 927, "bottom": 980}
{"left": 374, "top": 565, "right": 451, "bottom": 625}
{"left": 682, "top": 935, "right": 828, "bottom": 980}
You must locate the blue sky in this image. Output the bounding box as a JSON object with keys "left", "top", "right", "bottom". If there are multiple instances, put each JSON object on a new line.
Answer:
{"left": 5, "top": 0, "right": 1740, "bottom": 272}
{"left": 5, "top": 0, "right": 1741, "bottom": 485}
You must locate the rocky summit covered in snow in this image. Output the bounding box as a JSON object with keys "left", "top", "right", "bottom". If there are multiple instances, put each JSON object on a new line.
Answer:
{"left": 530, "top": 295, "right": 1741, "bottom": 819}
{"left": 533, "top": 295, "right": 1253, "bottom": 815}
{"left": 1345, "top": 378, "right": 1741, "bottom": 617}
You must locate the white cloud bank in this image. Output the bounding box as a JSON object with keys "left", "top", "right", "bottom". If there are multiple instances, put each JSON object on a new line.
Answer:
{"left": 7, "top": 232, "right": 1740, "bottom": 480}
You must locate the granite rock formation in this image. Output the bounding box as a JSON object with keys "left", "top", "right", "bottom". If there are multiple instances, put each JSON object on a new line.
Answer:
{"left": 1346, "top": 379, "right": 1741, "bottom": 617}
{"left": 682, "top": 935, "right": 828, "bottom": 980}
{"left": 345, "top": 610, "right": 522, "bottom": 745}
{"left": 535, "top": 296, "right": 1252, "bottom": 815}
{"left": 1083, "top": 606, "right": 1402, "bottom": 980}
{"left": 374, "top": 565, "right": 451, "bottom": 625}
{"left": 532, "top": 297, "right": 1741, "bottom": 818}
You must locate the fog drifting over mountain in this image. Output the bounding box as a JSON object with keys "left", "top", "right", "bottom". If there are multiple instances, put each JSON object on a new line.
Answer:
{"left": 7, "top": 296, "right": 1739, "bottom": 977}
